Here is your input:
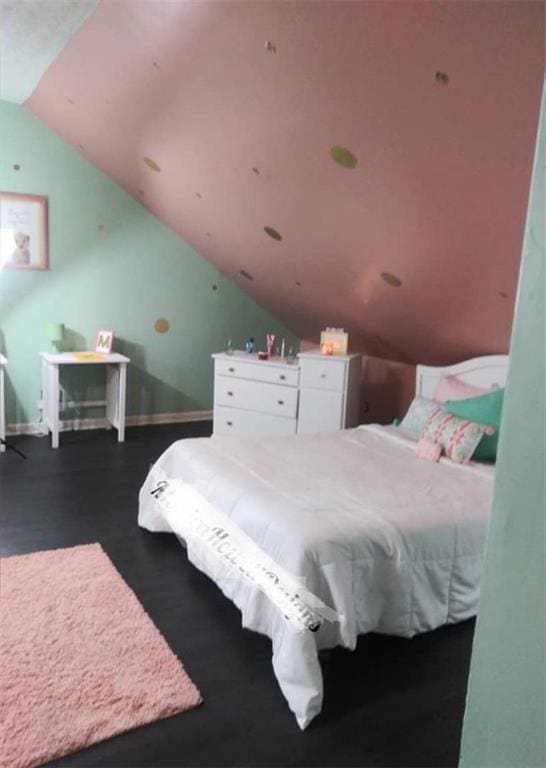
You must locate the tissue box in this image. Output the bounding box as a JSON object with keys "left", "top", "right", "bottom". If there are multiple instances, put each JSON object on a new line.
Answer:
{"left": 320, "top": 327, "right": 348, "bottom": 355}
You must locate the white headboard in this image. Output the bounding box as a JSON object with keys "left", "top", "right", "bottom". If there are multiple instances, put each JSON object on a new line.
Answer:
{"left": 416, "top": 355, "right": 510, "bottom": 399}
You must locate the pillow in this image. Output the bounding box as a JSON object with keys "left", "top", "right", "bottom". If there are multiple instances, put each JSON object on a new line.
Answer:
{"left": 420, "top": 408, "right": 493, "bottom": 464}
{"left": 434, "top": 375, "right": 489, "bottom": 403}
{"left": 400, "top": 396, "right": 439, "bottom": 433}
{"left": 416, "top": 438, "right": 442, "bottom": 462}
{"left": 444, "top": 388, "right": 504, "bottom": 461}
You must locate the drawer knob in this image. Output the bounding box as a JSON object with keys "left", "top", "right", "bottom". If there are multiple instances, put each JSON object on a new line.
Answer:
{"left": 279, "top": 374, "right": 286, "bottom": 380}
{"left": 278, "top": 399, "right": 284, "bottom": 405}
{"left": 227, "top": 391, "right": 234, "bottom": 396}
{"left": 228, "top": 367, "right": 235, "bottom": 373}
{"left": 227, "top": 420, "right": 233, "bottom": 426}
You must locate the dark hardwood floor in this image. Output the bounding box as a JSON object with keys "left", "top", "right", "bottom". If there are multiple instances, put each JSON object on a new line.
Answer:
{"left": 0, "top": 425, "right": 474, "bottom": 767}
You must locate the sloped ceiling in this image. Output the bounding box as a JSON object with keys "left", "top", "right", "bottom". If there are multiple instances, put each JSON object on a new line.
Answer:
{"left": 24, "top": 0, "right": 544, "bottom": 364}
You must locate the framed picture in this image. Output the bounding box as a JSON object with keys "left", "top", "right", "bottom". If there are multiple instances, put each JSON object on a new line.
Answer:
{"left": 0, "top": 192, "right": 48, "bottom": 270}
{"left": 95, "top": 330, "right": 114, "bottom": 354}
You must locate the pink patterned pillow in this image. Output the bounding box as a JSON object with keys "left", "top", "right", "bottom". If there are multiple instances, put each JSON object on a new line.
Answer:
{"left": 420, "top": 408, "right": 492, "bottom": 464}
{"left": 434, "top": 375, "right": 489, "bottom": 403}
{"left": 416, "top": 438, "right": 442, "bottom": 462}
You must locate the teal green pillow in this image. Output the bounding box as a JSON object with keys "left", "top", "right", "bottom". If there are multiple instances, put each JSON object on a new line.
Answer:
{"left": 444, "top": 388, "right": 504, "bottom": 461}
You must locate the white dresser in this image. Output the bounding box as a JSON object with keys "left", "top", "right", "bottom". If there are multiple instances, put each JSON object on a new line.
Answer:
{"left": 212, "top": 352, "right": 300, "bottom": 436}
{"left": 212, "top": 350, "right": 362, "bottom": 436}
{"left": 297, "top": 351, "right": 362, "bottom": 434}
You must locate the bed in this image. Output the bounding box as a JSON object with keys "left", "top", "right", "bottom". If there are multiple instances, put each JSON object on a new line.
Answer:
{"left": 138, "top": 355, "right": 509, "bottom": 729}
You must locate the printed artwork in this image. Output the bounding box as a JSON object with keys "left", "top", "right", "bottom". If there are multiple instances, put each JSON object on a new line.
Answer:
{"left": 0, "top": 193, "right": 48, "bottom": 270}
{"left": 95, "top": 330, "right": 114, "bottom": 354}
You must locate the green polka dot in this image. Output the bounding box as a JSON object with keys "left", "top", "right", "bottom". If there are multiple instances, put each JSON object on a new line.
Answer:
{"left": 330, "top": 146, "right": 358, "bottom": 169}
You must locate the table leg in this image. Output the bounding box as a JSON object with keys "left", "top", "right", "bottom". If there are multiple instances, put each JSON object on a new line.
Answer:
{"left": 49, "top": 363, "right": 60, "bottom": 449}
{"left": 117, "top": 363, "right": 127, "bottom": 442}
{"left": 0, "top": 367, "right": 5, "bottom": 453}
{"left": 106, "top": 363, "right": 127, "bottom": 442}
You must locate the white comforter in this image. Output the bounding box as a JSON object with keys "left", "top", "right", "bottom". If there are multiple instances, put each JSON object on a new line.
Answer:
{"left": 138, "top": 425, "right": 494, "bottom": 729}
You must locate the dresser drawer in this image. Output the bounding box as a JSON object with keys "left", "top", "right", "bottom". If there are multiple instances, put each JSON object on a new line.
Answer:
{"left": 215, "top": 358, "right": 299, "bottom": 387}
{"left": 213, "top": 406, "right": 297, "bottom": 436}
{"left": 215, "top": 376, "right": 299, "bottom": 419}
{"left": 297, "top": 389, "right": 345, "bottom": 434}
{"left": 299, "top": 357, "right": 346, "bottom": 391}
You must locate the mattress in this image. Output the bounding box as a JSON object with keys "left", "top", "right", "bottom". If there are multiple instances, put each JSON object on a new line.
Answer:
{"left": 138, "top": 424, "right": 494, "bottom": 728}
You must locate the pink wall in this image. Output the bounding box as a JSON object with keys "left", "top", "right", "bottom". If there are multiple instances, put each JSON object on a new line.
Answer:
{"left": 26, "top": 1, "right": 544, "bottom": 379}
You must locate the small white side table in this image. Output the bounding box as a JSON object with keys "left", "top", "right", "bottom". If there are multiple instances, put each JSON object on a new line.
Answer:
{"left": 0, "top": 355, "right": 6, "bottom": 453}
{"left": 40, "top": 352, "right": 130, "bottom": 449}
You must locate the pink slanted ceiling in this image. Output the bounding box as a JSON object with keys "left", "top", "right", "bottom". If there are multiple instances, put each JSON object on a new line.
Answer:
{"left": 26, "top": 0, "right": 544, "bottom": 366}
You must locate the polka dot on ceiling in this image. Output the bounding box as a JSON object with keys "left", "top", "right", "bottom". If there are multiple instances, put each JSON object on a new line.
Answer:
{"left": 240, "top": 269, "right": 254, "bottom": 281}
{"left": 13, "top": 164, "right": 20, "bottom": 171}
{"left": 264, "top": 226, "right": 282, "bottom": 241}
{"left": 252, "top": 167, "right": 260, "bottom": 175}
{"left": 435, "top": 71, "right": 449, "bottom": 85}
{"left": 381, "top": 272, "right": 402, "bottom": 287}
{"left": 154, "top": 318, "right": 170, "bottom": 333}
{"left": 499, "top": 291, "right": 509, "bottom": 299}
{"left": 143, "top": 157, "right": 161, "bottom": 172}
{"left": 330, "top": 146, "right": 358, "bottom": 169}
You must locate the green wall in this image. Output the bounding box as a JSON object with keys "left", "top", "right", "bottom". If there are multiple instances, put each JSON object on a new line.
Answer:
{"left": 0, "top": 101, "right": 297, "bottom": 426}
{"left": 459, "top": 81, "right": 545, "bottom": 766}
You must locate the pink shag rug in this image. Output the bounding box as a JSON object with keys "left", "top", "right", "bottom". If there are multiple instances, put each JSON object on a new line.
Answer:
{"left": 0, "top": 543, "right": 202, "bottom": 768}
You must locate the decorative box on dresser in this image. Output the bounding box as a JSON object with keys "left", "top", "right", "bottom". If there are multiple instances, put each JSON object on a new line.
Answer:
{"left": 297, "top": 351, "right": 362, "bottom": 434}
{"left": 212, "top": 352, "right": 300, "bottom": 436}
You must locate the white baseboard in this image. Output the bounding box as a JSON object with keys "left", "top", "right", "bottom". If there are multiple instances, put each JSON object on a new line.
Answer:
{"left": 127, "top": 410, "right": 213, "bottom": 426}
{"left": 7, "top": 410, "right": 213, "bottom": 436}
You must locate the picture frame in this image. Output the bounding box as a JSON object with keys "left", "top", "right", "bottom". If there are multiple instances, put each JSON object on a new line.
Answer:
{"left": 95, "top": 330, "right": 114, "bottom": 354}
{"left": 0, "top": 192, "right": 49, "bottom": 271}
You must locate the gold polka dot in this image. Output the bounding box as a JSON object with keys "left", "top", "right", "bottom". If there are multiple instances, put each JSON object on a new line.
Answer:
{"left": 154, "top": 318, "right": 170, "bottom": 333}
{"left": 381, "top": 272, "right": 402, "bottom": 287}
{"left": 143, "top": 157, "right": 161, "bottom": 172}
{"left": 264, "top": 226, "right": 282, "bottom": 241}
{"left": 330, "top": 146, "right": 358, "bottom": 169}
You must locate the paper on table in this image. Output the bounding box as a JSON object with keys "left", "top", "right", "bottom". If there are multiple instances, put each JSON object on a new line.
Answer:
{"left": 72, "top": 352, "right": 105, "bottom": 361}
